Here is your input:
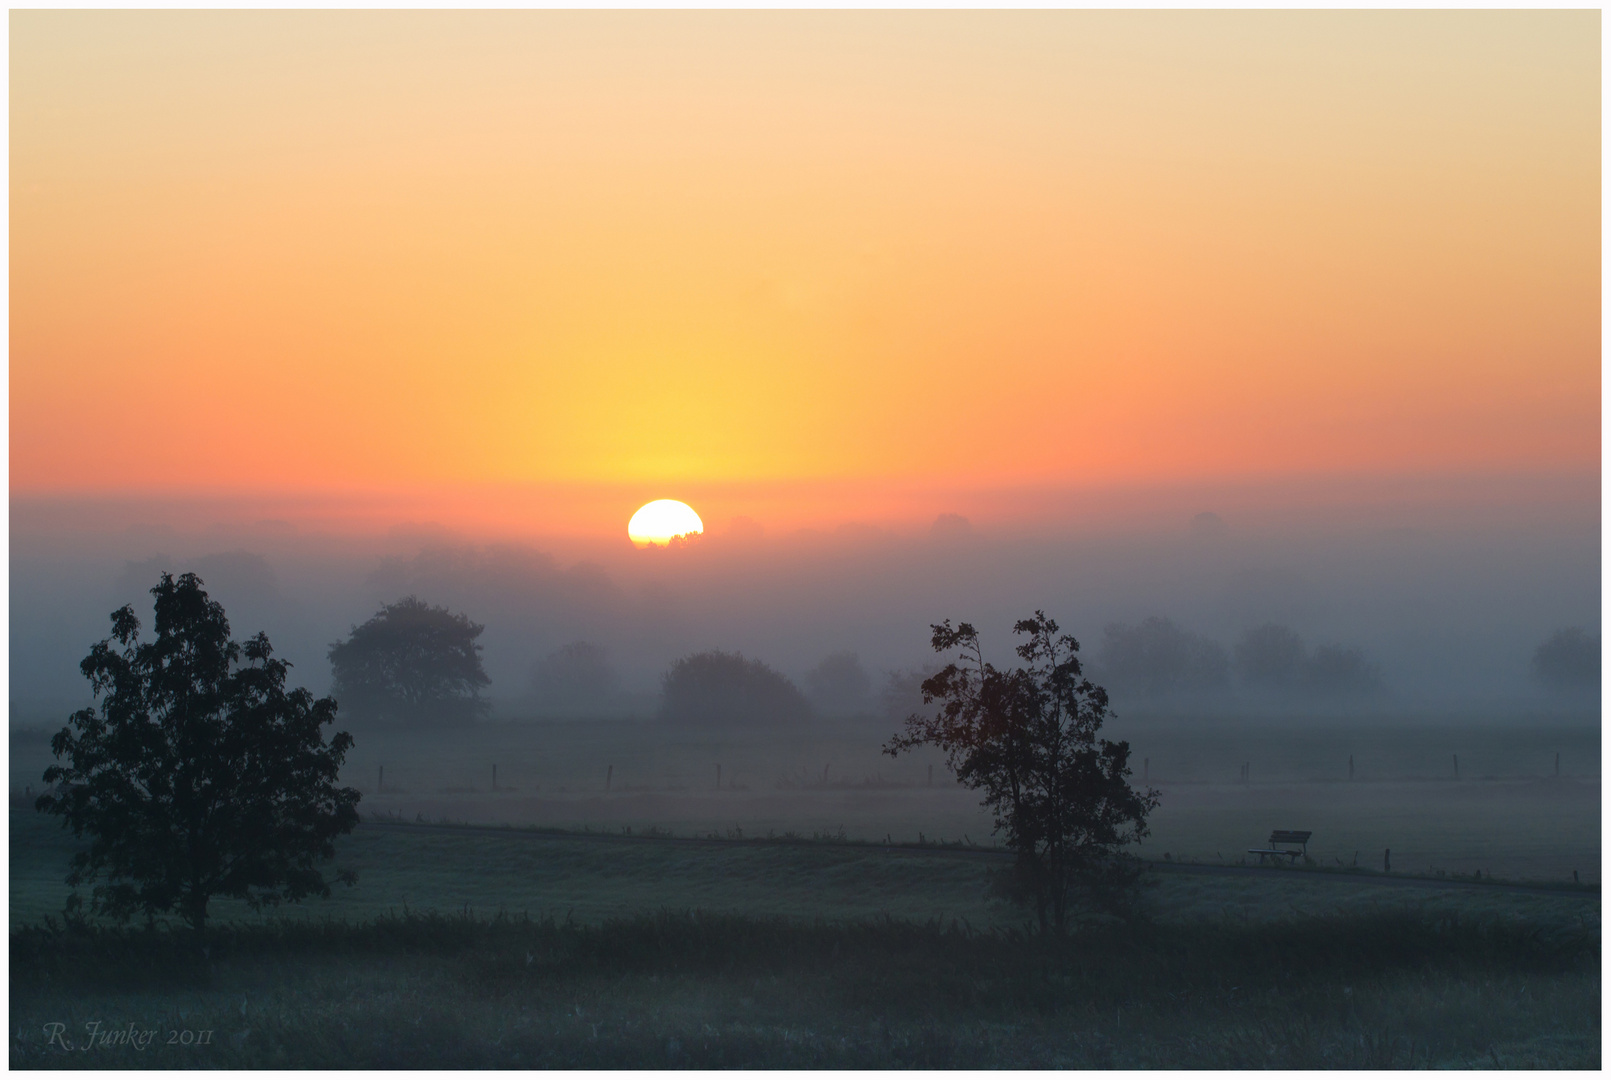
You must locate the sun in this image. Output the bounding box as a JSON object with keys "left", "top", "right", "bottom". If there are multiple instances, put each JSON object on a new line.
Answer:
{"left": 628, "top": 500, "right": 704, "bottom": 547}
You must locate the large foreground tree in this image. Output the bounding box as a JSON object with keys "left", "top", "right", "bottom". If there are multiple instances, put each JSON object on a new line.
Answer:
{"left": 37, "top": 573, "right": 361, "bottom": 933}
{"left": 886, "top": 612, "right": 1158, "bottom": 932}
{"left": 328, "top": 597, "right": 491, "bottom": 726}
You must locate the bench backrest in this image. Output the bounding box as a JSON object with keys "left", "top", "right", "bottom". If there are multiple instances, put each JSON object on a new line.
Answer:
{"left": 1269, "top": 830, "right": 1312, "bottom": 845}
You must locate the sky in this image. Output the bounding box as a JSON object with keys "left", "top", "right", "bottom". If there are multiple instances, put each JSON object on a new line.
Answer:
{"left": 11, "top": 10, "right": 1601, "bottom": 539}
{"left": 7, "top": 12, "right": 1601, "bottom": 716}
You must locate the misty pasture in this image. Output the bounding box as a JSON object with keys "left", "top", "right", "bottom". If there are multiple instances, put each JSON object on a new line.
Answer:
{"left": 10, "top": 482, "right": 1603, "bottom": 1068}
{"left": 8, "top": 7, "right": 1601, "bottom": 1063}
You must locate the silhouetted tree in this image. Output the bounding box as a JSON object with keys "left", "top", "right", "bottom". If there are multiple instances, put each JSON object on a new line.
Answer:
{"left": 37, "top": 573, "right": 360, "bottom": 934}
{"left": 1532, "top": 627, "right": 1600, "bottom": 689}
{"left": 529, "top": 640, "right": 617, "bottom": 715}
{"left": 327, "top": 597, "right": 490, "bottom": 726}
{"left": 659, "top": 651, "right": 810, "bottom": 726}
{"left": 1098, "top": 616, "right": 1229, "bottom": 699}
{"left": 804, "top": 651, "right": 873, "bottom": 717}
{"left": 886, "top": 613, "right": 1159, "bottom": 932}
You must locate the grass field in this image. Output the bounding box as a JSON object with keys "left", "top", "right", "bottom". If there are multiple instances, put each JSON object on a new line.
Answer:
{"left": 12, "top": 809, "right": 1595, "bottom": 932}
{"left": 18, "top": 718, "right": 1592, "bottom": 882}
{"left": 10, "top": 809, "right": 1600, "bottom": 1069}
{"left": 11, "top": 716, "right": 1599, "bottom": 1067}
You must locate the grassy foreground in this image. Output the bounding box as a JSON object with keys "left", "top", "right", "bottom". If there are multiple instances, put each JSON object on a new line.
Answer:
{"left": 10, "top": 903, "right": 1598, "bottom": 1069}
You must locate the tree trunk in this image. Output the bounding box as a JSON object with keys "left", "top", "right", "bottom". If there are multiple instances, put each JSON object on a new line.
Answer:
{"left": 185, "top": 884, "right": 209, "bottom": 936}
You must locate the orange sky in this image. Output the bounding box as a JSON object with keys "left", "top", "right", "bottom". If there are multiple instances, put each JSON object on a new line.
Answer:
{"left": 10, "top": 11, "right": 1601, "bottom": 535}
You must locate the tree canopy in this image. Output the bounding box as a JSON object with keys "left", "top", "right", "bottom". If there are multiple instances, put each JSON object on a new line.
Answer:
{"left": 37, "top": 572, "right": 361, "bottom": 933}
{"left": 659, "top": 650, "right": 810, "bottom": 726}
{"left": 887, "top": 612, "right": 1158, "bottom": 931}
{"left": 327, "top": 597, "right": 491, "bottom": 726}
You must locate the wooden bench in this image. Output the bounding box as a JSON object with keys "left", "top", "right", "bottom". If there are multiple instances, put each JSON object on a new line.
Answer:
{"left": 1247, "top": 830, "right": 1312, "bottom": 864}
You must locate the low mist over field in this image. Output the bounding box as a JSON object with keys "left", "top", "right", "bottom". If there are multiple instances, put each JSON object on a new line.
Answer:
{"left": 11, "top": 472, "right": 1597, "bottom": 727}
{"left": 10, "top": 12, "right": 1601, "bottom": 1067}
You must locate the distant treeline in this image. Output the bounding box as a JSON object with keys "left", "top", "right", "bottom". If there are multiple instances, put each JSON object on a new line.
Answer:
{"left": 1095, "top": 618, "right": 1382, "bottom": 703}
{"left": 312, "top": 594, "right": 1602, "bottom": 727}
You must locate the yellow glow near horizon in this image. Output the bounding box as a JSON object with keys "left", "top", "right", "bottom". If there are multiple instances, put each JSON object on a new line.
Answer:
{"left": 628, "top": 500, "right": 705, "bottom": 547}
{"left": 8, "top": 12, "right": 1600, "bottom": 508}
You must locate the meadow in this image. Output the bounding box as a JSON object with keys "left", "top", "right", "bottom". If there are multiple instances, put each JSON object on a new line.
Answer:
{"left": 11, "top": 715, "right": 1599, "bottom": 1068}
{"left": 9, "top": 807, "right": 1600, "bottom": 1069}
{"left": 19, "top": 716, "right": 1591, "bottom": 880}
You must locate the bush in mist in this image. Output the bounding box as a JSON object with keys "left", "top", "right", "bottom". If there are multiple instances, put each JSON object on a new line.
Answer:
{"left": 659, "top": 651, "right": 811, "bottom": 726}
{"left": 529, "top": 641, "right": 617, "bottom": 715}
{"left": 1097, "top": 616, "right": 1230, "bottom": 699}
{"left": 804, "top": 652, "right": 873, "bottom": 717}
{"left": 328, "top": 597, "right": 491, "bottom": 726}
{"left": 1531, "top": 627, "right": 1600, "bottom": 689}
{"left": 1234, "top": 624, "right": 1381, "bottom": 699}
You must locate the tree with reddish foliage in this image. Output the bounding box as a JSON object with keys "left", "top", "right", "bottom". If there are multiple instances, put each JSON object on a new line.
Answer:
{"left": 886, "top": 612, "right": 1158, "bottom": 931}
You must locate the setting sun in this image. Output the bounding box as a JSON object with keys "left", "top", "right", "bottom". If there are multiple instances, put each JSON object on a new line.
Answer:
{"left": 627, "top": 499, "right": 704, "bottom": 547}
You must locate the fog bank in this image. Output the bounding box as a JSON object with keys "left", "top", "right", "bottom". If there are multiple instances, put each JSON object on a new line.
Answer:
{"left": 10, "top": 475, "right": 1599, "bottom": 726}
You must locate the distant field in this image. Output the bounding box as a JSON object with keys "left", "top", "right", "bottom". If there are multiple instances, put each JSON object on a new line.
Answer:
{"left": 12, "top": 809, "right": 1596, "bottom": 933}
{"left": 14, "top": 718, "right": 1599, "bottom": 884}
